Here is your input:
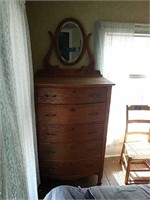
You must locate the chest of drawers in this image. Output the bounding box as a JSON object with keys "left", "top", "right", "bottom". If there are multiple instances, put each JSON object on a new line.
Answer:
{"left": 35, "top": 76, "right": 113, "bottom": 184}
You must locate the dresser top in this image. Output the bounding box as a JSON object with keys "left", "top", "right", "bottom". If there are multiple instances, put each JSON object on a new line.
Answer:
{"left": 34, "top": 76, "right": 114, "bottom": 88}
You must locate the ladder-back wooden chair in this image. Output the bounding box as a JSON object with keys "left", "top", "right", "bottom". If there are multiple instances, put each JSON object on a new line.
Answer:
{"left": 120, "top": 105, "right": 150, "bottom": 184}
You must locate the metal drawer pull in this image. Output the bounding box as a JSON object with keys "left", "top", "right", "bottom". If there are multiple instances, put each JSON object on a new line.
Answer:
{"left": 70, "top": 108, "right": 76, "bottom": 112}
{"left": 47, "top": 150, "right": 56, "bottom": 154}
{"left": 88, "top": 112, "right": 99, "bottom": 116}
{"left": 89, "top": 94, "right": 96, "bottom": 97}
{"left": 86, "top": 148, "right": 95, "bottom": 152}
{"left": 89, "top": 94, "right": 101, "bottom": 98}
{"left": 85, "top": 164, "right": 94, "bottom": 168}
{"left": 48, "top": 166, "right": 56, "bottom": 170}
{"left": 45, "top": 113, "right": 56, "bottom": 117}
{"left": 45, "top": 94, "right": 56, "bottom": 98}
{"left": 46, "top": 132, "right": 57, "bottom": 136}
{"left": 87, "top": 130, "right": 96, "bottom": 134}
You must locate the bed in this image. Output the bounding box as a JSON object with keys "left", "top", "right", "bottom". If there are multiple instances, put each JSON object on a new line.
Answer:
{"left": 43, "top": 184, "right": 150, "bottom": 200}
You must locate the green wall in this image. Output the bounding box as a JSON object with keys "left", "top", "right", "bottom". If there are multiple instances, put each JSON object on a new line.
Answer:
{"left": 26, "top": 1, "right": 149, "bottom": 72}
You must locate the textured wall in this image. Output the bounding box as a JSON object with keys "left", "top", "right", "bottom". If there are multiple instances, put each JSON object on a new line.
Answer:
{"left": 26, "top": 1, "right": 149, "bottom": 73}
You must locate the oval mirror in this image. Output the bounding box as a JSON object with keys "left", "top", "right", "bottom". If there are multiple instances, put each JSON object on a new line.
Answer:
{"left": 55, "top": 18, "right": 85, "bottom": 65}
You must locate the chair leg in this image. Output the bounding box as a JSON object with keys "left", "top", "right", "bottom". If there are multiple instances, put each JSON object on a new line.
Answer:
{"left": 125, "top": 157, "right": 132, "bottom": 185}
{"left": 119, "top": 144, "right": 125, "bottom": 164}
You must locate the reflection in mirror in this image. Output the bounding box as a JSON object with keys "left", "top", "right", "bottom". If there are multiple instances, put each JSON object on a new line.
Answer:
{"left": 57, "top": 21, "right": 83, "bottom": 63}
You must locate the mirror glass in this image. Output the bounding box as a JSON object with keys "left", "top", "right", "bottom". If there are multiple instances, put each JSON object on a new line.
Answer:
{"left": 56, "top": 20, "right": 83, "bottom": 64}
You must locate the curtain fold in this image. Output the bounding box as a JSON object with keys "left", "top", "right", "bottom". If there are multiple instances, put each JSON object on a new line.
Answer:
{"left": 94, "top": 21, "right": 135, "bottom": 74}
{"left": 94, "top": 22, "right": 135, "bottom": 156}
{"left": 0, "top": 0, "right": 39, "bottom": 199}
{"left": 95, "top": 21, "right": 150, "bottom": 156}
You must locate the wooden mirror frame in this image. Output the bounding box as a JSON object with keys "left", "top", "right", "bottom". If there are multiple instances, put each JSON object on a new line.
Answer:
{"left": 54, "top": 18, "right": 85, "bottom": 66}
{"left": 36, "top": 18, "right": 101, "bottom": 77}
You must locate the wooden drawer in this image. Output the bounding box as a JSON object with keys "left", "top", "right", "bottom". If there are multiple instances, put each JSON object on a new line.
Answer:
{"left": 36, "top": 87, "right": 107, "bottom": 104}
{"left": 39, "top": 141, "right": 102, "bottom": 161}
{"left": 37, "top": 103, "right": 106, "bottom": 124}
{"left": 40, "top": 157, "right": 101, "bottom": 177}
{"left": 38, "top": 123, "right": 104, "bottom": 143}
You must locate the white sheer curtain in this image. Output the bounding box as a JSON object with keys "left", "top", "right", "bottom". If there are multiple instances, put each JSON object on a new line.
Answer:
{"left": 94, "top": 22, "right": 150, "bottom": 156}
{"left": 0, "top": 1, "right": 39, "bottom": 199}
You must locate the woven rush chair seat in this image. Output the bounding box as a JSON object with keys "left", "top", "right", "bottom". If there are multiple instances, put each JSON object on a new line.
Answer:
{"left": 125, "top": 142, "right": 150, "bottom": 159}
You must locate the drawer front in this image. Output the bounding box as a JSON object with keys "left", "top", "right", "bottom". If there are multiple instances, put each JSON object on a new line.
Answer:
{"left": 40, "top": 157, "right": 101, "bottom": 177}
{"left": 36, "top": 87, "right": 107, "bottom": 104}
{"left": 37, "top": 103, "right": 106, "bottom": 124}
{"left": 39, "top": 141, "right": 102, "bottom": 161}
{"left": 38, "top": 123, "right": 104, "bottom": 143}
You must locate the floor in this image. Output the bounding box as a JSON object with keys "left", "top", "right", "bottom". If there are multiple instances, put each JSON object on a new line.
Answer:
{"left": 38, "top": 156, "right": 125, "bottom": 199}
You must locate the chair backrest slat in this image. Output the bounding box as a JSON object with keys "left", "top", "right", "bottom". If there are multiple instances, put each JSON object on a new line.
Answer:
{"left": 128, "top": 105, "right": 150, "bottom": 110}
{"left": 128, "top": 120, "right": 150, "bottom": 123}
{"left": 125, "top": 105, "right": 150, "bottom": 143}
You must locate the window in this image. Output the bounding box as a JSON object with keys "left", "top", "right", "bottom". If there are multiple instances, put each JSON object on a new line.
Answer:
{"left": 95, "top": 22, "right": 150, "bottom": 156}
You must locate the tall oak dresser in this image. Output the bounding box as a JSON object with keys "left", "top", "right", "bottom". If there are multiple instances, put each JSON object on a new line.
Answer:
{"left": 35, "top": 76, "right": 114, "bottom": 184}
{"left": 34, "top": 17, "right": 114, "bottom": 185}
